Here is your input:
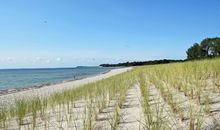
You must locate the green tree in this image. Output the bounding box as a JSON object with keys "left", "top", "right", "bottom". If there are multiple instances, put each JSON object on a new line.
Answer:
{"left": 186, "top": 37, "right": 220, "bottom": 60}
{"left": 213, "top": 38, "right": 220, "bottom": 56}
{"left": 186, "top": 43, "right": 201, "bottom": 60}
{"left": 200, "top": 38, "right": 214, "bottom": 58}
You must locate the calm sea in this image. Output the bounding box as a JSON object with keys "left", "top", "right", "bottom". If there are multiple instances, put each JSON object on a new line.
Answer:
{"left": 0, "top": 66, "right": 114, "bottom": 90}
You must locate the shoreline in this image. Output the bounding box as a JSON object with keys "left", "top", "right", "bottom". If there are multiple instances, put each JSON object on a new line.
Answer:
{"left": 0, "top": 69, "right": 112, "bottom": 96}
{"left": 0, "top": 67, "right": 132, "bottom": 105}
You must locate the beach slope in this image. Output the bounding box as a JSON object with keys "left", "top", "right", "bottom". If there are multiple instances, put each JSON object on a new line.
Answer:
{"left": 0, "top": 67, "right": 132, "bottom": 105}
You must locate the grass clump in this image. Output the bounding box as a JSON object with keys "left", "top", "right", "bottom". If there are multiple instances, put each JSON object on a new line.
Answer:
{"left": 0, "top": 107, "right": 7, "bottom": 128}
{"left": 15, "top": 99, "right": 28, "bottom": 126}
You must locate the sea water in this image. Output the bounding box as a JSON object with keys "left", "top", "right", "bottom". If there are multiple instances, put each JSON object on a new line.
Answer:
{"left": 0, "top": 66, "right": 114, "bottom": 90}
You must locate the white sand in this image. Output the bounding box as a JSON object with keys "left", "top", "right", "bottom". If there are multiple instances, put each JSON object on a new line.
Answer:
{"left": 0, "top": 67, "right": 132, "bottom": 106}
{"left": 118, "top": 84, "right": 145, "bottom": 130}
{"left": 3, "top": 70, "right": 220, "bottom": 130}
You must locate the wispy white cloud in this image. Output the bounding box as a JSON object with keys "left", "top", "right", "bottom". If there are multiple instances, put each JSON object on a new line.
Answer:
{"left": 0, "top": 57, "right": 14, "bottom": 62}
{"left": 55, "top": 57, "right": 62, "bottom": 62}
{"left": 46, "top": 59, "right": 51, "bottom": 64}
{"left": 35, "top": 57, "right": 42, "bottom": 61}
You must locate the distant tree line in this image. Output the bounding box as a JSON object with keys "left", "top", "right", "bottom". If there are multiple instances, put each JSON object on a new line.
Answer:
{"left": 100, "top": 37, "right": 220, "bottom": 67}
{"left": 186, "top": 37, "right": 220, "bottom": 60}
{"left": 100, "top": 59, "right": 184, "bottom": 67}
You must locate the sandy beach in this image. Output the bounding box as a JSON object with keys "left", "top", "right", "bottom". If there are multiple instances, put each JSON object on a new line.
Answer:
{"left": 1, "top": 61, "right": 220, "bottom": 130}
{"left": 0, "top": 67, "right": 132, "bottom": 106}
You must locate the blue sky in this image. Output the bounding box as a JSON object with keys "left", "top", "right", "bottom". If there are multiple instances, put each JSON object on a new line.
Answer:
{"left": 0, "top": 0, "right": 220, "bottom": 68}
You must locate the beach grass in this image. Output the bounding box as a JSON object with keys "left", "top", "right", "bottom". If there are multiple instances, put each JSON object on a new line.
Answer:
{"left": 1, "top": 58, "right": 220, "bottom": 129}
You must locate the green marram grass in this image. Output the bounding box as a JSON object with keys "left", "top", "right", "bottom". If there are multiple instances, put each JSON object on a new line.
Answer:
{"left": 0, "top": 58, "right": 220, "bottom": 129}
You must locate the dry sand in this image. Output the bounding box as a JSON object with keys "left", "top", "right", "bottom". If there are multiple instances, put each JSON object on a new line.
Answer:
{"left": 0, "top": 67, "right": 132, "bottom": 106}
{"left": 6, "top": 83, "right": 146, "bottom": 130}
{"left": 2, "top": 67, "right": 219, "bottom": 130}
